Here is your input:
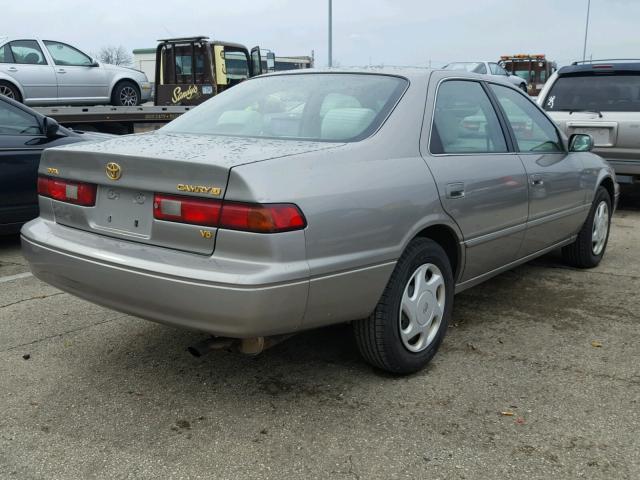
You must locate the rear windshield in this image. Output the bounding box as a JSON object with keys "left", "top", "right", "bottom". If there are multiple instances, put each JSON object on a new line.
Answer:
{"left": 543, "top": 74, "right": 640, "bottom": 112}
{"left": 160, "top": 73, "right": 408, "bottom": 142}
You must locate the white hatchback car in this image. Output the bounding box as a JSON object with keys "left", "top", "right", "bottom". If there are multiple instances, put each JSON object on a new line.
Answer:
{"left": 0, "top": 38, "right": 151, "bottom": 106}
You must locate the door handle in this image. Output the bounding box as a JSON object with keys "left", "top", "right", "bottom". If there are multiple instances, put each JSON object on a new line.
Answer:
{"left": 7, "top": 67, "right": 18, "bottom": 72}
{"left": 57, "top": 68, "right": 66, "bottom": 74}
{"left": 446, "top": 182, "right": 465, "bottom": 199}
{"left": 530, "top": 175, "right": 544, "bottom": 187}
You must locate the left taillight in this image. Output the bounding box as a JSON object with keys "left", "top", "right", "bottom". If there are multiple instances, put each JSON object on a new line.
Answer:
{"left": 37, "top": 175, "right": 97, "bottom": 207}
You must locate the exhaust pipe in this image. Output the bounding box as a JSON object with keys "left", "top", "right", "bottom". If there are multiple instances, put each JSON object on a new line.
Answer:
{"left": 187, "top": 337, "right": 235, "bottom": 357}
{"left": 188, "top": 334, "right": 293, "bottom": 358}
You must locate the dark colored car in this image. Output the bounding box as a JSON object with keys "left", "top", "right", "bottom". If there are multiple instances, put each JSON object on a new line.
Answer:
{"left": 0, "top": 94, "right": 111, "bottom": 234}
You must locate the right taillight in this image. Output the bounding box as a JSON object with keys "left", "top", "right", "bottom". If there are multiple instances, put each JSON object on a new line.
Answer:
{"left": 152, "top": 193, "right": 306, "bottom": 233}
{"left": 153, "top": 194, "right": 222, "bottom": 227}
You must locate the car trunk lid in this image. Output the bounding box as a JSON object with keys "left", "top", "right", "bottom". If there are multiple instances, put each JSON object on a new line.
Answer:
{"left": 39, "top": 132, "right": 339, "bottom": 254}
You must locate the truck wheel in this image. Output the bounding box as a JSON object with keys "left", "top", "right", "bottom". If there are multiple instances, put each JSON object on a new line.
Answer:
{"left": 112, "top": 81, "right": 140, "bottom": 106}
{"left": 562, "top": 186, "right": 612, "bottom": 268}
{"left": 0, "top": 81, "right": 21, "bottom": 102}
{"left": 353, "top": 238, "right": 454, "bottom": 374}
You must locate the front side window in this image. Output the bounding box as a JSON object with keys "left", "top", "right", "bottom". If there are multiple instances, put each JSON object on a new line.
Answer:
{"left": 490, "top": 84, "right": 563, "bottom": 153}
{"left": 43, "top": 41, "right": 92, "bottom": 66}
{"left": 543, "top": 74, "right": 640, "bottom": 113}
{"left": 430, "top": 80, "right": 507, "bottom": 154}
{"left": 161, "top": 73, "right": 407, "bottom": 142}
{"left": 9, "top": 40, "right": 47, "bottom": 65}
{"left": 490, "top": 63, "right": 508, "bottom": 76}
{"left": 0, "top": 101, "right": 41, "bottom": 135}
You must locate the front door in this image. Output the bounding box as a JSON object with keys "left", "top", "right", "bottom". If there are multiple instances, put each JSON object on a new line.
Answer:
{"left": 42, "top": 41, "right": 108, "bottom": 103}
{"left": 0, "top": 100, "right": 47, "bottom": 224}
{"left": 0, "top": 40, "right": 57, "bottom": 103}
{"left": 422, "top": 77, "right": 529, "bottom": 282}
{"left": 489, "top": 84, "right": 587, "bottom": 256}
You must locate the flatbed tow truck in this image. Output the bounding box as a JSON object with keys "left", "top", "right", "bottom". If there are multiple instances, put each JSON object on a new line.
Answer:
{"left": 31, "top": 36, "right": 274, "bottom": 134}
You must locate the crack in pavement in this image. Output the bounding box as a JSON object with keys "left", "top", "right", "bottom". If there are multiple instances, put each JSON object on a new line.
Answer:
{"left": 1, "top": 314, "right": 130, "bottom": 353}
{"left": 0, "top": 292, "right": 65, "bottom": 309}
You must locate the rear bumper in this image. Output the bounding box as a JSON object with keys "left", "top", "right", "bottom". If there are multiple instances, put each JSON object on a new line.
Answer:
{"left": 20, "top": 219, "right": 309, "bottom": 337}
{"left": 602, "top": 158, "right": 640, "bottom": 179}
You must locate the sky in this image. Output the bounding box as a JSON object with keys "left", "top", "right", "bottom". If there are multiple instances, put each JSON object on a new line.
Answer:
{"left": 2, "top": 0, "right": 639, "bottom": 68}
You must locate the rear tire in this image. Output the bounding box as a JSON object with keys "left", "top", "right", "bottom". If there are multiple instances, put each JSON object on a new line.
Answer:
{"left": 111, "top": 81, "right": 140, "bottom": 106}
{"left": 0, "top": 81, "right": 21, "bottom": 102}
{"left": 562, "top": 186, "right": 612, "bottom": 268}
{"left": 353, "top": 238, "right": 454, "bottom": 374}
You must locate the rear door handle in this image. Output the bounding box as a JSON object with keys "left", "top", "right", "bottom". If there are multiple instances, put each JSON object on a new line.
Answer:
{"left": 7, "top": 67, "right": 18, "bottom": 72}
{"left": 57, "top": 68, "right": 66, "bottom": 74}
{"left": 446, "top": 182, "right": 465, "bottom": 199}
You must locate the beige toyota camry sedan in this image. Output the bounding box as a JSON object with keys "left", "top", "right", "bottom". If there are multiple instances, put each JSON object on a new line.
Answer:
{"left": 21, "top": 68, "right": 618, "bottom": 374}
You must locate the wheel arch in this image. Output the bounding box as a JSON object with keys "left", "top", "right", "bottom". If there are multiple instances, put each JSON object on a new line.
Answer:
{"left": 110, "top": 77, "right": 141, "bottom": 101}
{"left": 599, "top": 175, "right": 615, "bottom": 205}
{"left": 0, "top": 76, "right": 25, "bottom": 102}
{"left": 412, "top": 223, "right": 463, "bottom": 282}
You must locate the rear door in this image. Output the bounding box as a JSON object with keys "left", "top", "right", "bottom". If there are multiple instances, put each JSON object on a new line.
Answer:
{"left": 42, "top": 41, "right": 108, "bottom": 102}
{"left": 422, "top": 75, "right": 529, "bottom": 282}
{"left": 489, "top": 83, "right": 587, "bottom": 256}
{"left": 0, "top": 40, "right": 57, "bottom": 103}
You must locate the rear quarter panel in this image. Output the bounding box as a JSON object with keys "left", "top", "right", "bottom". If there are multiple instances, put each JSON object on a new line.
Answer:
{"left": 225, "top": 76, "right": 461, "bottom": 329}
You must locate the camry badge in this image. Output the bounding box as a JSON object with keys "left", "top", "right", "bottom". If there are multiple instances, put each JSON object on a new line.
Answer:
{"left": 105, "top": 162, "right": 122, "bottom": 180}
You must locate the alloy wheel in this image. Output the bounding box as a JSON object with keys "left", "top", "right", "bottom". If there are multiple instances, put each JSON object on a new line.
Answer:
{"left": 592, "top": 201, "right": 609, "bottom": 255}
{"left": 0, "top": 85, "right": 15, "bottom": 99}
{"left": 399, "top": 263, "right": 446, "bottom": 353}
{"left": 119, "top": 86, "right": 138, "bottom": 106}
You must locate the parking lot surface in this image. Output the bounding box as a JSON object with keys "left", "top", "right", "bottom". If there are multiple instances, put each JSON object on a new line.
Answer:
{"left": 1, "top": 194, "right": 639, "bottom": 480}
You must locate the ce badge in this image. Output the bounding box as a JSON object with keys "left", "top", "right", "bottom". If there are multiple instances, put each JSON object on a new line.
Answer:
{"left": 105, "top": 162, "right": 122, "bottom": 180}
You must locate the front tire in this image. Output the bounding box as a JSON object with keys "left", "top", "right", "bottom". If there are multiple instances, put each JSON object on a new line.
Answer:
{"left": 0, "top": 81, "right": 21, "bottom": 102}
{"left": 112, "top": 81, "right": 140, "bottom": 106}
{"left": 562, "top": 186, "right": 612, "bottom": 268}
{"left": 353, "top": 238, "right": 454, "bottom": 374}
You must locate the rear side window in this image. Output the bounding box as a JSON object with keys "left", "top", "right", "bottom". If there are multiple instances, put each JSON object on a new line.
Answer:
{"left": 9, "top": 40, "right": 47, "bottom": 65}
{"left": 161, "top": 73, "right": 408, "bottom": 142}
{"left": 430, "top": 80, "right": 507, "bottom": 154}
{"left": 543, "top": 74, "right": 640, "bottom": 112}
{"left": 490, "top": 84, "right": 563, "bottom": 153}
{"left": 0, "top": 44, "right": 15, "bottom": 63}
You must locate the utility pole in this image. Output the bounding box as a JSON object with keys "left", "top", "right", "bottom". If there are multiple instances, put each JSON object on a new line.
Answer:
{"left": 582, "top": 0, "right": 591, "bottom": 61}
{"left": 328, "top": 0, "right": 333, "bottom": 67}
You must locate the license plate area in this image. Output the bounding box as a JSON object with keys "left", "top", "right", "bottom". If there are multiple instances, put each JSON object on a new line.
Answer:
{"left": 567, "top": 122, "right": 618, "bottom": 147}
{"left": 92, "top": 186, "right": 153, "bottom": 237}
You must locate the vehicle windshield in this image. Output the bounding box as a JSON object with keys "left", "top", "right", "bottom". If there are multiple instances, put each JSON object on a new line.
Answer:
{"left": 161, "top": 73, "right": 408, "bottom": 142}
{"left": 445, "top": 62, "right": 484, "bottom": 73}
{"left": 543, "top": 73, "right": 640, "bottom": 112}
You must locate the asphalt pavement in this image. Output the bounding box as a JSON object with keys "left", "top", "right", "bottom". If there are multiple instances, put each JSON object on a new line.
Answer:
{"left": 1, "top": 193, "right": 639, "bottom": 479}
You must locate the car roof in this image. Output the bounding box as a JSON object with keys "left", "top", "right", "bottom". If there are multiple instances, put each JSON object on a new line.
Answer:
{"left": 558, "top": 61, "right": 640, "bottom": 76}
{"left": 260, "top": 67, "right": 517, "bottom": 89}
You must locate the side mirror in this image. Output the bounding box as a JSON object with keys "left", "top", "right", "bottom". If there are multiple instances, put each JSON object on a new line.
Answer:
{"left": 43, "top": 117, "right": 60, "bottom": 138}
{"left": 569, "top": 133, "right": 593, "bottom": 152}
{"left": 90, "top": 59, "right": 99, "bottom": 67}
